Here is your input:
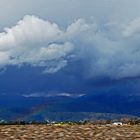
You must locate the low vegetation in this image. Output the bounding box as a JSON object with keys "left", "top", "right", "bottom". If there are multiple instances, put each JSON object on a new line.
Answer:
{"left": 0, "top": 122, "right": 140, "bottom": 139}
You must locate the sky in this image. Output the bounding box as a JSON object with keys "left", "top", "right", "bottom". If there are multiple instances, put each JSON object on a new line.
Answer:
{"left": 0, "top": 0, "right": 140, "bottom": 97}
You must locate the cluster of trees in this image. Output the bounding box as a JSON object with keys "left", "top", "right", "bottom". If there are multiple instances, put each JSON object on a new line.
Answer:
{"left": 0, "top": 118, "right": 140, "bottom": 125}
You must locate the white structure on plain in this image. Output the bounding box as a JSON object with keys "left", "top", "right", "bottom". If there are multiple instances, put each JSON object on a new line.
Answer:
{"left": 112, "top": 122, "right": 123, "bottom": 125}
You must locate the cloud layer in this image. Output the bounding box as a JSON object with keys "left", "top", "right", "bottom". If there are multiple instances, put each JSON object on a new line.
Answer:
{"left": 22, "top": 92, "right": 85, "bottom": 98}
{"left": 0, "top": 15, "right": 140, "bottom": 79}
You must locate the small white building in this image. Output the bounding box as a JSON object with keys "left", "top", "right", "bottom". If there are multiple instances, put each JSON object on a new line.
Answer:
{"left": 112, "top": 122, "right": 123, "bottom": 125}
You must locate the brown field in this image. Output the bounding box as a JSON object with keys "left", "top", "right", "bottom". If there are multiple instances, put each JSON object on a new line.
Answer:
{"left": 0, "top": 124, "right": 140, "bottom": 140}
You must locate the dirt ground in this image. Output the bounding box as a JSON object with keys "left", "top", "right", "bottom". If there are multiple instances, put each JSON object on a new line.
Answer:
{"left": 0, "top": 124, "right": 140, "bottom": 140}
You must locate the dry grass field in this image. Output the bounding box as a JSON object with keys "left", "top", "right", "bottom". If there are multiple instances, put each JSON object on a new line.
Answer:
{"left": 0, "top": 124, "right": 140, "bottom": 140}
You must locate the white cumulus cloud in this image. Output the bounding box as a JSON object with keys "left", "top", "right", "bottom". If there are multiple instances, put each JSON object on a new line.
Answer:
{"left": 0, "top": 15, "right": 140, "bottom": 79}
{"left": 0, "top": 15, "right": 74, "bottom": 73}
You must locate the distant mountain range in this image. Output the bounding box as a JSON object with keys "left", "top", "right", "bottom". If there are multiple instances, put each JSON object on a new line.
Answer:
{"left": 0, "top": 92, "right": 140, "bottom": 121}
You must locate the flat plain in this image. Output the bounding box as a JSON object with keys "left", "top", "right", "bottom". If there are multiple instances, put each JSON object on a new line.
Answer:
{"left": 0, "top": 124, "right": 140, "bottom": 140}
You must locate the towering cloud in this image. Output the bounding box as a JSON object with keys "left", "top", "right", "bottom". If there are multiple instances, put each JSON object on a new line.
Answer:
{"left": 0, "top": 15, "right": 74, "bottom": 73}
{"left": 0, "top": 15, "right": 140, "bottom": 79}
